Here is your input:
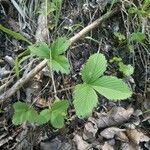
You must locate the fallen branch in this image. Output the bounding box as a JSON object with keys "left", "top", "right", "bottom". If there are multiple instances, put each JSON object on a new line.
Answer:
{"left": 69, "top": 8, "right": 118, "bottom": 44}
{"left": 0, "top": 8, "right": 119, "bottom": 102}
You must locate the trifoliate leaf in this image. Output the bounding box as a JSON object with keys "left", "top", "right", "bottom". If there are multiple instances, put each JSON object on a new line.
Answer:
{"left": 82, "top": 53, "right": 107, "bottom": 84}
{"left": 12, "top": 102, "right": 38, "bottom": 125}
{"left": 36, "top": 109, "right": 51, "bottom": 125}
{"left": 28, "top": 42, "right": 50, "bottom": 59}
{"left": 49, "top": 55, "right": 70, "bottom": 74}
{"left": 50, "top": 100, "right": 69, "bottom": 128}
{"left": 73, "top": 84, "right": 98, "bottom": 118}
{"left": 91, "top": 76, "right": 132, "bottom": 100}
{"left": 51, "top": 37, "right": 70, "bottom": 57}
{"left": 119, "top": 62, "right": 134, "bottom": 76}
{"left": 36, "top": 100, "right": 69, "bottom": 128}
{"left": 129, "top": 32, "right": 146, "bottom": 43}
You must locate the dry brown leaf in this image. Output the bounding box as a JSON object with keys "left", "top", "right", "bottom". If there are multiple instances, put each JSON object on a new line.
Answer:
{"left": 121, "top": 142, "right": 138, "bottom": 150}
{"left": 116, "top": 131, "right": 129, "bottom": 142}
{"left": 83, "top": 122, "right": 98, "bottom": 140}
{"left": 100, "top": 127, "right": 126, "bottom": 139}
{"left": 126, "top": 129, "right": 150, "bottom": 144}
{"left": 35, "top": 98, "right": 49, "bottom": 108}
{"left": 89, "top": 107, "right": 134, "bottom": 128}
{"left": 73, "top": 134, "right": 91, "bottom": 150}
{"left": 101, "top": 142, "right": 114, "bottom": 150}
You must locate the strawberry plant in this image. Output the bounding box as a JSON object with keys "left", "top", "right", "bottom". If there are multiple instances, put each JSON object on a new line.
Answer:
{"left": 13, "top": 100, "right": 69, "bottom": 128}
{"left": 28, "top": 37, "right": 70, "bottom": 74}
{"left": 12, "top": 37, "right": 71, "bottom": 128}
{"left": 12, "top": 37, "right": 132, "bottom": 128}
{"left": 12, "top": 101, "right": 38, "bottom": 125}
{"left": 110, "top": 57, "right": 134, "bottom": 76}
{"left": 73, "top": 53, "right": 132, "bottom": 118}
{"left": 37, "top": 100, "right": 69, "bottom": 128}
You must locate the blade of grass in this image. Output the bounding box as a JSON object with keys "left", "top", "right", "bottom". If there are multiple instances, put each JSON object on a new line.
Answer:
{"left": 0, "top": 24, "right": 32, "bottom": 44}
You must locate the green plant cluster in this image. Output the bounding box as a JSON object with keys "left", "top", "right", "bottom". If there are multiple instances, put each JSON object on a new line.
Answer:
{"left": 28, "top": 37, "right": 70, "bottom": 74}
{"left": 13, "top": 100, "right": 69, "bottom": 128}
{"left": 114, "top": 31, "right": 146, "bottom": 53}
{"left": 0, "top": 25, "right": 133, "bottom": 128}
{"left": 128, "top": 0, "right": 150, "bottom": 18}
{"left": 110, "top": 56, "right": 134, "bottom": 76}
{"left": 12, "top": 38, "right": 132, "bottom": 126}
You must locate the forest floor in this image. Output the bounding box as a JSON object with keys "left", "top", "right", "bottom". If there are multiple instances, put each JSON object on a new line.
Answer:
{"left": 0, "top": 0, "right": 150, "bottom": 150}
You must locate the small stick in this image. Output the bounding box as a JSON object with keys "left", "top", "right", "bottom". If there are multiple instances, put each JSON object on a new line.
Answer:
{"left": 69, "top": 8, "right": 118, "bottom": 44}
{"left": 0, "top": 8, "right": 119, "bottom": 102}
{"left": 0, "top": 59, "right": 47, "bottom": 102}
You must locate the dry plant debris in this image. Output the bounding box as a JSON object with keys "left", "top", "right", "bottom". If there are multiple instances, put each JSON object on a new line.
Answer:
{"left": 89, "top": 107, "right": 134, "bottom": 128}
{"left": 0, "top": 0, "right": 149, "bottom": 149}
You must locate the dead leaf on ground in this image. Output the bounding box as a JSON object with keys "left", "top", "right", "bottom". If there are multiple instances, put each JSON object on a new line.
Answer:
{"left": 100, "top": 127, "right": 126, "bottom": 140}
{"left": 83, "top": 122, "right": 98, "bottom": 141}
{"left": 73, "top": 134, "right": 91, "bottom": 150}
{"left": 40, "top": 137, "right": 74, "bottom": 150}
{"left": 121, "top": 142, "right": 138, "bottom": 150}
{"left": 126, "top": 129, "right": 150, "bottom": 145}
{"left": 35, "top": 98, "right": 49, "bottom": 108}
{"left": 115, "top": 131, "right": 129, "bottom": 142}
{"left": 89, "top": 107, "right": 134, "bottom": 128}
{"left": 100, "top": 142, "right": 114, "bottom": 150}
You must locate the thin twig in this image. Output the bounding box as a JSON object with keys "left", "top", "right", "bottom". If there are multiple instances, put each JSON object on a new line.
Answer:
{"left": 0, "top": 59, "right": 47, "bottom": 102}
{"left": 52, "top": 86, "right": 75, "bottom": 94}
{"left": 69, "top": 8, "right": 118, "bottom": 44}
{"left": 0, "top": 8, "right": 119, "bottom": 102}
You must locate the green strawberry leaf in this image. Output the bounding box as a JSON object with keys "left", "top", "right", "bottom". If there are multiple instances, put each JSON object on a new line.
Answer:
{"left": 13, "top": 101, "right": 28, "bottom": 112}
{"left": 51, "top": 100, "right": 69, "bottom": 112}
{"left": 82, "top": 53, "right": 107, "bottom": 84}
{"left": 12, "top": 102, "right": 38, "bottom": 125}
{"left": 50, "top": 100, "right": 69, "bottom": 128}
{"left": 91, "top": 76, "right": 132, "bottom": 100}
{"left": 119, "top": 62, "right": 134, "bottom": 76}
{"left": 51, "top": 37, "right": 70, "bottom": 57}
{"left": 49, "top": 55, "right": 70, "bottom": 74}
{"left": 36, "top": 100, "right": 68, "bottom": 128}
{"left": 28, "top": 42, "right": 50, "bottom": 59}
{"left": 49, "top": 37, "right": 70, "bottom": 74}
{"left": 28, "top": 37, "right": 71, "bottom": 75}
{"left": 50, "top": 112, "right": 65, "bottom": 128}
{"left": 36, "top": 109, "right": 51, "bottom": 124}
{"left": 12, "top": 112, "right": 27, "bottom": 125}
{"left": 26, "top": 108, "right": 38, "bottom": 123}
{"left": 114, "top": 32, "right": 126, "bottom": 41}
{"left": 129, "top": 32, "right": 146, "bottom": 43}
{"left": 73, "top": 84, "right": 98, "bottom": 118}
